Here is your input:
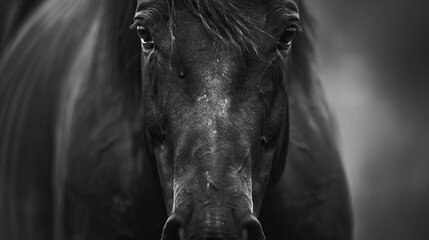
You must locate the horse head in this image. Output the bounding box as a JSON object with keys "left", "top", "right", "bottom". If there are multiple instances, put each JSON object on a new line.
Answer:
{"left": 135, "top": 0, "right": 300, "bottom": 239}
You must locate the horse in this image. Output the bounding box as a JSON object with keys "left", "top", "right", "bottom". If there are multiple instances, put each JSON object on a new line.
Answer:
{"left": 0, "top": 0, "right": 352, "bottom": 239}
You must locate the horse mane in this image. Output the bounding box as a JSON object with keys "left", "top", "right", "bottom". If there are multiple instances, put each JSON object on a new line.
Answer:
{"left": 162, "top": 0, "right": 260, "bottom": 54}
{"left": 0, "top": 0, "right": 44, "bottom": 53}
{"left": 0, "top": 0, "right": 140, "bottom": 239}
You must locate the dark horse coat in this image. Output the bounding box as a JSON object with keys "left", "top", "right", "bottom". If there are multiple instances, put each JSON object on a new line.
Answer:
{"left": 0, "top": 0, "right": 352, "bottom": 239}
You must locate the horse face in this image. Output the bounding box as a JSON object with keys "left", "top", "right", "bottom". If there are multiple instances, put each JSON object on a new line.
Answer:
{"left": 135, "top": 0, "right": 299, "bottom": 239}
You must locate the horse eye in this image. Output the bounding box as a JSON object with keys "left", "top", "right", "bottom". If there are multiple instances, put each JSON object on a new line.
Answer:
{"left": 277, "top": 27, "right": 297, "bottom": 51}
{"left": 136, "top": 25, "right": 154, "bottom": 50}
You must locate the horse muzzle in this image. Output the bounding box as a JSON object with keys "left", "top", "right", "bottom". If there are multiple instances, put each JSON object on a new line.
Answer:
{"left": 161, "top": 209, "right": 265, "bottom": 240}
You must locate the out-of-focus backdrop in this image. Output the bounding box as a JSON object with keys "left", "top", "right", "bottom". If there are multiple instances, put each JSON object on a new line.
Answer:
{"left": 306, "top": 1, "right": 429, "bottom": 240}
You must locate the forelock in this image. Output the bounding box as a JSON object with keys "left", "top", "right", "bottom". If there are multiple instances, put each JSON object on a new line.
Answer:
{"left": 166, "top": 0, "right": 261, "bottom": 55}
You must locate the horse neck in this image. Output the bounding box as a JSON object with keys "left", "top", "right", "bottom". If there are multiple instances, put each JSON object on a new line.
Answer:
{"left": 288, "top": 2, "right": 338, "bottom": 150}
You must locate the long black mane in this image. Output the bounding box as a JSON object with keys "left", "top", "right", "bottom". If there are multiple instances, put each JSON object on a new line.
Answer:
{"left": 0, "top": 0, "right": 140, "bottom": 239}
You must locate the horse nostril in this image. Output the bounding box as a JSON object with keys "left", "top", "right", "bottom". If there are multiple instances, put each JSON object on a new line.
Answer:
{"left": 240, "top": 215, "right": 266, "bottom": 240}
{"left": 161, "top": 213, "right": 186, "bottom": 240}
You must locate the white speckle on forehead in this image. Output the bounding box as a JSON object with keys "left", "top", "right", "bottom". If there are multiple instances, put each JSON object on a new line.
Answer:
{"left": 197, "top": 94, "right": 207, "bottom": 102}
{"left": 204, "top": 171, "right": 219, "bottom": 194}
{"left": 196, "top": 80, "right": 230, "bottom": 147}
{"left": 218, "top": 98, "right": 230, "bottom": 118}
{"left": 206, "top": 119, "right": 217, "bottom": 141}
{"left": 192, "top": 54, "right": 233, "bottom": 158}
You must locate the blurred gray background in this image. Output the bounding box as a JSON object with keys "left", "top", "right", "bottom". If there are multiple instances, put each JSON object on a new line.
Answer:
{"left": 306, "top": 1, "right": 429, "bottom": 240}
